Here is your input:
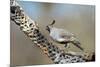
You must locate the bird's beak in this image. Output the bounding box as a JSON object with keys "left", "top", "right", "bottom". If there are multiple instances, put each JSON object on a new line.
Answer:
{"left": 46, "top": 26, "right": 50, "bottom": 33}
{"left": 46, "top": 20, "right": 55, "bottom": 33}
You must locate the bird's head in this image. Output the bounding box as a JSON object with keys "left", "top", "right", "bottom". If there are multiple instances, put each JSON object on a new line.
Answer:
{"left": 46, "top": 20, "right": 55, "bottom": 33}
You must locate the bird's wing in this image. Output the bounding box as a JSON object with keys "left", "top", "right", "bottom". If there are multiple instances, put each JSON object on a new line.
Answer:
{"left": 58, "top": 29, "right": 75, "bottom": 39}
{"left": 50, "top": 28, "right": 76, "bottom": 42}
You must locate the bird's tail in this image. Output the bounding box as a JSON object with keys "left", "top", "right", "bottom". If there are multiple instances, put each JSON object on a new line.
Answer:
{"left": 71, "top": 40, "right": 84, "bottom": 51}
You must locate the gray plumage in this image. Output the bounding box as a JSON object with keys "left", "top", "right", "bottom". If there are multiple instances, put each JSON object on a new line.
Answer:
{"left": 46, "top": 20, "right": 84, "bottom": 51}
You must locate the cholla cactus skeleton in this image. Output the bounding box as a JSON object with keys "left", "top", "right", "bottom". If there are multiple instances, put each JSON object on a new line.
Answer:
{"left": 10, "top": 0, "right": 94, "bottom": 64}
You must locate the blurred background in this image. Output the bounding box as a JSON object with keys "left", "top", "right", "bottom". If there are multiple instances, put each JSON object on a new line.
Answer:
{"left": 10, "top": 1, "right": 95, "bottom": 66}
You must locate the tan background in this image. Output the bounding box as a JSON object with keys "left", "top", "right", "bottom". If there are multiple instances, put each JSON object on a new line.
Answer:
{"left": 10, "top": 1, "right": 95, "bottom": 66}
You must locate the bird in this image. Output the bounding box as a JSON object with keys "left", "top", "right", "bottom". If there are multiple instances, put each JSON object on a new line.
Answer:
{"left": 46, "top": 20, "right": 84, "bottom": 51}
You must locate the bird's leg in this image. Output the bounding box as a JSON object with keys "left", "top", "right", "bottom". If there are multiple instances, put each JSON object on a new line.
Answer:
{"left": 64, "top": 44, "right": 67, "bottom": 47}
{"left": 64, "top": 42, "right": 70, "bottom": 48}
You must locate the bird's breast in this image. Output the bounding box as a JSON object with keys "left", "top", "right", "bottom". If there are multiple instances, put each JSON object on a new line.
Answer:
{"left": 50, "top": 31, "right": 67, "bottom": 42}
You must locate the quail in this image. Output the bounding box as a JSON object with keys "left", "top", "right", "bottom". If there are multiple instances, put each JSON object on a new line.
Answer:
{"left": 46, "top": 20, "right": 84, "bottom": 51}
